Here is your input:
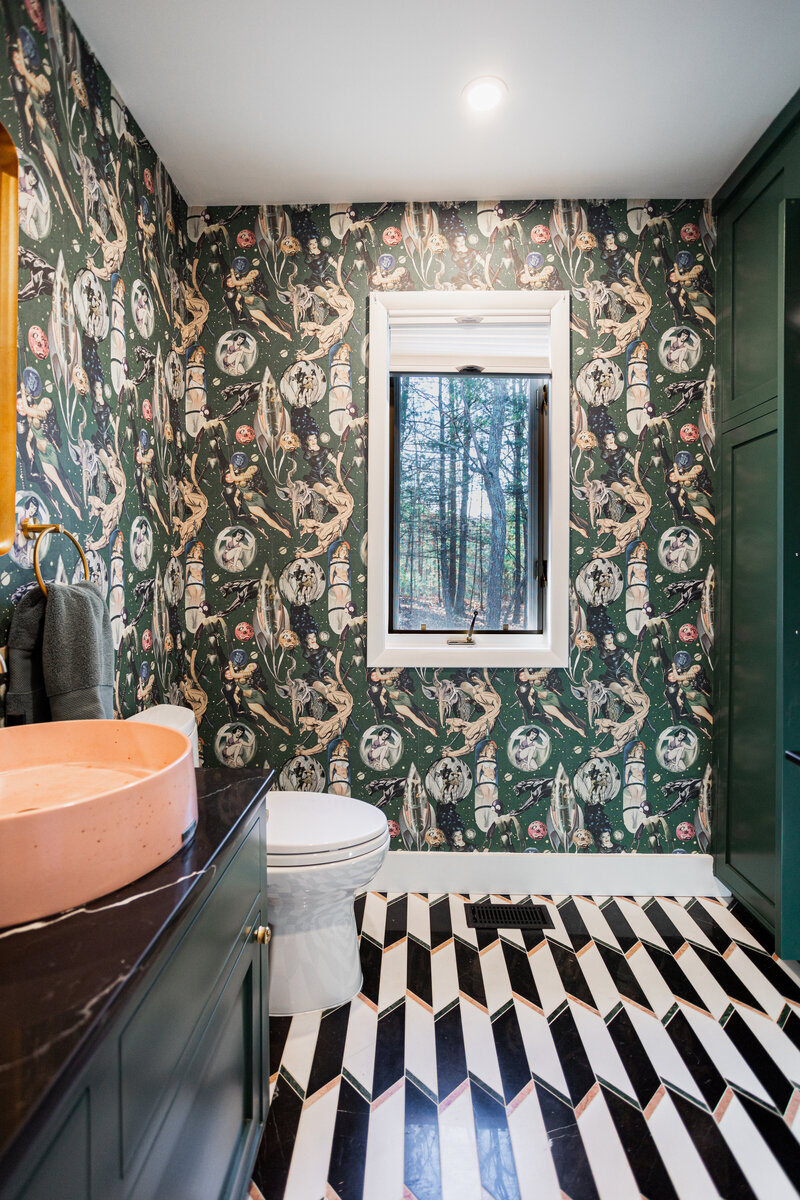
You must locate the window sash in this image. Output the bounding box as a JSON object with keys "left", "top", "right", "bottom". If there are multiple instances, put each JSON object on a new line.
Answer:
{"left": 388, "top": 371, "right": 546, "bottom": 636}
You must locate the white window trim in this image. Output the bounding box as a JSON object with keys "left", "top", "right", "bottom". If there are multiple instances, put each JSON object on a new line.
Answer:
{"left": 367, "top": 289, "right": 571, "bottom": 669}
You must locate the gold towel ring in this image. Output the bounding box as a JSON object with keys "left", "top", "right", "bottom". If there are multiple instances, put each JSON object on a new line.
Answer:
{"left": 21, "top": 520, "right": 89, "bottom": 596}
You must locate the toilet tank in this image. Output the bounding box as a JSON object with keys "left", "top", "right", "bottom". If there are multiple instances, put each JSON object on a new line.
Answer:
{"left": 126, "top": 704, "right": 200, "bottom": 767}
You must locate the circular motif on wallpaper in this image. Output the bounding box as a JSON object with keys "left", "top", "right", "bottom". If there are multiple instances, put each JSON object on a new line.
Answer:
{"left": 165, "top": 349, "right": 185, "bottom": 400}
{"left": 164, "top": 555, "right": 184, "bottom": 605}
{"left": 18, "top": 154, "right": 51, "bottom": 241}
{"left": 507, "top": 725, "right": 551, "bottom": 771}
{"left": 10, "top": 491, "right": 51, "bottom": 569}
{"left": 575, "top": 557, "right": 624, "bottom": 606}
{"left": 280, "top": 358, "right": 327, "bottom": 408}
{"left": 131, "top": 279, "right": 155, "bottom": 339}
{"left": 279, "top": 755, "right": 326, "bottom": 792}
{"left": 214, "top": 526, "right": 257, "bottom": 573}
{"left": 72, "top": 268, "right": 109, "bottom": 340}
{"left": 185, "top": 207, "right": 207, "bottom": 244}
{"left": 658, "top": 326, "right": 702, "bottom": 374}
{"left": 110, "top": 83, "right": 127, "bottom": 139}
{"left": 216, "top": 329, "right": 258, "bottom": 377}
{"left": 130, "top": 516, "right": 153, "bottom": 571}
{"left": 359, "top": 725, "right": 403, "bottom": 771}
{"left": 575, "top": 358, "right": 624, "bottom": 407}
{"left": 573, "top": 758, "right": 621, "bottom": 805}
{"left": 73, "top": 549, "right": 108, "bottom": 598}
{"left": 658, "top": 526, "right": 702, "bottom": 574}
{"left": 279, "top": 556, "right": 326, "bottom": 605}
{"left": 655, "top": 726, "right": 699, "bottom": 773}
{"left": 425, "top": 756, "right": 473, "bottom": 803}
{"left": 21, "top": 366, "right": 42, "bottom": 400}
{"left": 215, "top": 722, "right": 257, "bottom": 768}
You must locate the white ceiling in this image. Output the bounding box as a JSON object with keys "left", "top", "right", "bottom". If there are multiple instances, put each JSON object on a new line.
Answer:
{"left": 65, "top": 0, "right": 800, "bottom": 206}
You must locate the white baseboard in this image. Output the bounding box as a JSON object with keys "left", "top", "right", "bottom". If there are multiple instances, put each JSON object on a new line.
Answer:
{"left": 369, "top": 850, "right": 730, "bottom": 898}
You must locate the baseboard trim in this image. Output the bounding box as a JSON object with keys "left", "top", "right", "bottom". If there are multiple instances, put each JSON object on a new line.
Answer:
{"left": 369, "top": 851, "right": 730, "bottom": 897}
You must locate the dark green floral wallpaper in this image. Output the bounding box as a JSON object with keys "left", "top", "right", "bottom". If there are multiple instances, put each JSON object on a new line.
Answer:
{"left": 0, "top": 0, "right": 715, "bottom": 856}
{"left": 185, "top": 198, "right": 715, "bottom": 856}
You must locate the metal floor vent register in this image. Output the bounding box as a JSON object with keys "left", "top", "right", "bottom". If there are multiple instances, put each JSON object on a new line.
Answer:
{"left": 466, "top": 902, "right": 554, "bottom": 930}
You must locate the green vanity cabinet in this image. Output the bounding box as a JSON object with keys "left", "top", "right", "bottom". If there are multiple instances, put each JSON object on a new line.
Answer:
{"left": 1, "top": 794, "right": 269, "bottom": 1200}
{"left": 714, "top": 89, "right": 800, "bottom": 957}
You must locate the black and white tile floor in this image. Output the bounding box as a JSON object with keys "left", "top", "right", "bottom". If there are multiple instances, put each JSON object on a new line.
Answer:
{"left": 250, "top": 893, "right": 800, "bottom": 1200}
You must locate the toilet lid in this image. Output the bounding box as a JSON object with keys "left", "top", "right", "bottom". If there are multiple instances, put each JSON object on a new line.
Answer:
{"left": 266, "top": 790, "right": 389, "bottom": 856}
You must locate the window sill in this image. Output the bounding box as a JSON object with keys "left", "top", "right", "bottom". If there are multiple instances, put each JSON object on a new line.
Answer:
{"left": 365, "top": 630, "right": 569, "bottom": 669}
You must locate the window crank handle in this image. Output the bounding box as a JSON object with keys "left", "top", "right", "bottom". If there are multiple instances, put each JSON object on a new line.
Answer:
{"left": 447, "top": 609, "right": 479, "bottom": 646}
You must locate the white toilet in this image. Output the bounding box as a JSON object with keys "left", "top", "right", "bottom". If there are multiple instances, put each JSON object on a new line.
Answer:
{"left": 266, "top": 791, "right": 389, "bottom": 1015}
{"left": 126, "top": 704, "right": 200, "bottom": 766}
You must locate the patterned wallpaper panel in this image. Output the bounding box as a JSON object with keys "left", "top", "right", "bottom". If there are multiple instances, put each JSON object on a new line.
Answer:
{"left": 0, "top": 0, "right": 715, "bottom": 855}
{"left": 186, "top": 198, "right": 715, "bottom": 856}
{"left": 0, "top": 0, "right": 187, "bottom": 719}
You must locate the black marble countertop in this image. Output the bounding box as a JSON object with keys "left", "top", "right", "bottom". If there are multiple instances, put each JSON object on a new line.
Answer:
{"left": 0, "top": 767, "right": 272, "bottom": 1172}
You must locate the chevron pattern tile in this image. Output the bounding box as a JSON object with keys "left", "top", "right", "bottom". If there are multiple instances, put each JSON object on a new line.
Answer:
{"left": 251, "top": 893, "right": 800, "bottom": 1200}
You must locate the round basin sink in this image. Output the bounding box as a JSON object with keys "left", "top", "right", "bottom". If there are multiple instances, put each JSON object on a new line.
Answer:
{"left": 0, "top": 719, "right": 198, "bottom": 928}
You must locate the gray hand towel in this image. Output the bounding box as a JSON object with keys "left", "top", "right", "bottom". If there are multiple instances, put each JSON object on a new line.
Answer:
{"left": 43, "top": 580, "right": 114, "bottom": 721}
{"left": 5, "top": 587, "right": 51, "bottom": 724}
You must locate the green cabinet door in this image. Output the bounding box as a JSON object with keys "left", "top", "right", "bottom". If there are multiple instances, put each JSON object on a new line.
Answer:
{"left": 13, "top": 1095, "right": 91, "bottom": 1200}
{"left": 777, "top": 198, "right": 800, "bottom": 959}
{"left": 730, "top": 173, "right": 783, "bottom": 420}
{"left": 715, "top": 413, "right": 778, "bottom": 927}
{"left": 141, "top": 914, "right": 263, "bottom": 1200}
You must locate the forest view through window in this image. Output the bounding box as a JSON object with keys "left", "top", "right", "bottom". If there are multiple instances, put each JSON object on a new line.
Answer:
{"left": 390, "top": 372, "right": 546, "bottom": 635}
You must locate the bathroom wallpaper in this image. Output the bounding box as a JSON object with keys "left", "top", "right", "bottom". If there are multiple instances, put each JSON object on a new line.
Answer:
{"left": 185, "top": 197, "right": 715, "bottom": 856}
{"left": 0, "top": 0, "right": 715, "bottom": 856}
{"left": 0, "top": 0, "right": 187, "bottom": 719}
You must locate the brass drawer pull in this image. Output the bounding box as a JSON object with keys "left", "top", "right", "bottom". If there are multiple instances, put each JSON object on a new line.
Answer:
{"left": 254, "top": 925, "right": 271, "bottom": 945}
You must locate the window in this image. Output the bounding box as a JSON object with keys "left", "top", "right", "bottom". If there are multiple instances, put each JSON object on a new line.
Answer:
{"left": 368, "top": 290, "right": 570, "bottom": 668}
{"left": 390, "top": 371, "right": 547, "bottom": 635}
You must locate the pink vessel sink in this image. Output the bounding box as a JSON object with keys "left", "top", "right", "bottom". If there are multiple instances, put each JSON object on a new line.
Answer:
{"left": 0, "top": 720, "right": 198, "bottom": 928}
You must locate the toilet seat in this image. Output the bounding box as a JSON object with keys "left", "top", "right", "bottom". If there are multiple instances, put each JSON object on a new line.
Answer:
{"left": 266, "top": 790, "right": 389, "bottom": 868}
{"left": 267, "top": 828, "right": 390, "bottom": 868}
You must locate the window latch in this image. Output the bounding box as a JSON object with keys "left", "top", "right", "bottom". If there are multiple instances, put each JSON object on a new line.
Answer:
{"left": 447, "top": 609, "right": 479, "bottom": 645}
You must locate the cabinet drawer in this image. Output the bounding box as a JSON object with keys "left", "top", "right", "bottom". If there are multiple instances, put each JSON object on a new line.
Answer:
{"left": 119, "top": 815, "right": 262, "bottom": 1172}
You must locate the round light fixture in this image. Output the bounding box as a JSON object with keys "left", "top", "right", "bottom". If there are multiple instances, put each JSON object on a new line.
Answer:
{"left": 463, "top": 76, "right": 507, "bottom": 113}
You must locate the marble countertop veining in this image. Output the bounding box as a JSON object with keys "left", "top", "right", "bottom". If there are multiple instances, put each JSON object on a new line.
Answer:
{"left": 0, "top": 766, "right": 272, "bottom": 1170}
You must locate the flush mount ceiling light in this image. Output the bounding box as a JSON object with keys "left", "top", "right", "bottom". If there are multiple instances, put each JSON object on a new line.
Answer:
{"left": 463, "top": 76, "right": 507, "bottom": 113}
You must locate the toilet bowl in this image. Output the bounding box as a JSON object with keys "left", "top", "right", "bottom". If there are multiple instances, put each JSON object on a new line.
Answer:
{"left": 266, "top": 791, "right": 389, "bottom": 1015}
{"left": 126, "top": 704, "right": 200, "bottom": 767}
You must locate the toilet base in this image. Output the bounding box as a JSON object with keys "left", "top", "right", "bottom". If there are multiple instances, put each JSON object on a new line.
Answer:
{"left": 268, "top": 890, "right": 363, "bottom": 1015}
{"left": 266, "top": 838, "right": 387, "bottom": 1015}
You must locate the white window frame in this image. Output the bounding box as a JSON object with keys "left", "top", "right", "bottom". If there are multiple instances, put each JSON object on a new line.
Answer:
{"left": 367, "top": 289, "right": 571, "bottom": 669}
